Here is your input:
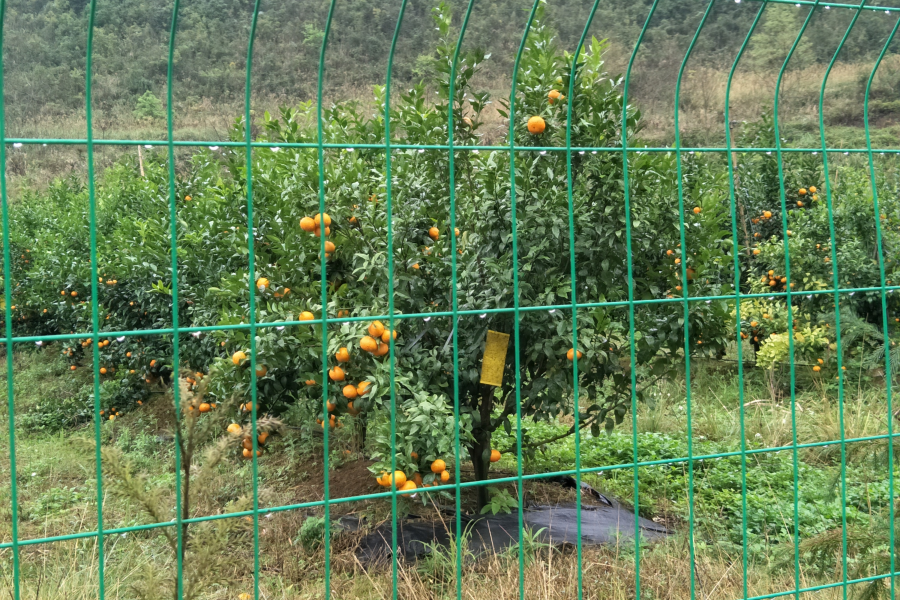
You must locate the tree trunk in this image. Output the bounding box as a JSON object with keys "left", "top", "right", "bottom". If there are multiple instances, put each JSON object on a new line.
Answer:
{"left": 469, "top": 385, "right": 495, "bottom": 512}
{"left": 470, "top": 427, "right": 491, "bottom": 512}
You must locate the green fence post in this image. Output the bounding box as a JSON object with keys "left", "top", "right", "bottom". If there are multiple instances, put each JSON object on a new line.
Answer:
{"left": 508, "top": 3, "right": 542, "bottom": 598}
{"left": 446, "top": 3, "right": 477, "bottom": 598}
{"left": 564, "top": 4, "right": 603, "bottom": 596}
{"left": 84, "top": 1, "right": 106, "bottom": 597}
{"left": 242, "top": 3, "right": 264, "bottom": 599}
{"left": 164, "top": 2, "right": 186, "bottom": 597}
{"left": 863, "top": 15, "right": 900, "bottom": 600}
{"left": 673, "top": 3, "right": 717, "bottom": 597}
{"left": 0, "top": 0, "right": 18, "bottom": 596}
{"left": 314, "top": 3, "right": 337, "bottom": 598}
{"left": 621, "top": 2, "right": 663, "bottom": 598}
{"left": 384, "top": 2, "right": 409, "bottom": 598}
{"left": 817, "top": 3, "right": 870, "bottom": 598}
{"left": 723, "top": 5, "right": 769, "bottom": 599}
{"left": 770, "top": 4, "right": 821, "bottom": 597}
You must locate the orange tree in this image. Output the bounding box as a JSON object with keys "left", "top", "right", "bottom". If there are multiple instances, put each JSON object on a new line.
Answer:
{"left": 737, "top": 114, "right": 900, "bottom": 372}
{"left": 5, "top": 8, "right": 733, "bottom": 509}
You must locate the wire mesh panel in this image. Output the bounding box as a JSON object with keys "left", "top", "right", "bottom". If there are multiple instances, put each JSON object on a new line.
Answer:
{"left": 2, "top": 0, "right": 900, "bottom": 598}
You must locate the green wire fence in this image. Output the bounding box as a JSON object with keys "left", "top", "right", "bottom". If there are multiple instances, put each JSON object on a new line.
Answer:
{"left": 3, "top": 0, "right": 900, "bottom": 598}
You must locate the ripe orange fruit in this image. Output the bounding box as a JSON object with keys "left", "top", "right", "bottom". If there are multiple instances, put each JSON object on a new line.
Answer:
{"left": 343, "top": 384, "right": 358, "bottom": 399}
{"left": 666, "top": 250, "right": 673, "bottom": 256}
{"left": 368, "top": 321, "right": 385, "bottom": 337}
{"left": 390, "top": 471, "right": 407, "bottom": 487}
{"left": 314, "top": 212, "right": 332, "bottom": 227}
{"left": 70, "top": 365, "right": 76, "bottom": 371}
{"left": 411, "top": 451, "right": 419, "bottom": 460}
{"left": 61, "top": 291, "right": 66, "bottom": 296}
{"left": 109, "top": 415, "right": 116, "bottom": 421}
{"left": 357, "top": 381, "right": 371, "bottom": 396}
{"left": 763, "top": 211, "right": 772, "bottom": 219}
{"left": 258, "top": 432, "right": 269, "bottom": 445}
{"left": 693, "top": 207, "right": 701, "bottom": 214}
{"left": 256, "top": 277, "right": 269, "bottom": 291}
{"left": 349, "top": 216, "right": 358, "bottom": 224}
{"left": 100, "top": 367, "right": 107, "bottom": 375}
{"left": 150, "top": 359, "right": 157, "bottom": 367}
{"left": 753, "top": 249, "right": 760, "bottom": 255}
{"left": 243, "top": 448, "right": 252, "bottom": 459}
{"left": 818, "top": 358, "right": 824, "bottom": 364}
{"left": 440, "top": 470, "right": 450, "bottom": 482}
{"left": 199, "top": 403, "right": 211, "bottom": 413}
{"left": 548, "top": 89, "right": 562, "bottom": 104}
{"left": 429, "top": 227, "right": 439, "bottom": 240}
{"left": 809, "top": 186, "right": 817, "bottom": 193}
{"left": 566, "top": 348, "right": 583, "bottom": 361}
{"left": 326, "top": 401, "right": 336, "bottom": 412}
{"left": 300, "top": 217, "right": 316, "bottom": 232}
{"left": 813, "top": 365, "right": 821, "bottom": 372}
{"left": 306, "top": 379, "right": 316, "bottom": 386}
{"left": 242, "top": 437, "right": 254, "bottom": 450}
{"left": 796, "top": 201, "right": 804, "bottom": 207}
{"left": 674, "top": 258, "right": 681, "bottom": 264}
{"left": 399, "top": 481, "right": 417, "bottom": 493}
{"left": 490, "top": 449, "right": 501, "bottom": 462}
{"left": 381, "top": 330, "right": 396, "bottom": 343}
{"left": 455, "top": 228, "right": 460, "bottom": 237}
{"left": 126, "top": 352, "right": 132, "bottom": 357}
{"left": 227, "top": 423, "right": 242, "bottom": 435}
{"left": 300, "top": 311, "right": 315, "bottom": 321}
{"left": 375, "top": 342, "right": 390, "bottom": 356}
{"left": 324, "top": 241, "right": 336, "bottom": 254}
{"left": 798, "top": 188, "right": 807, "bottom": 196}
{"left": 232, "top": 351, "right": 246, "bottom": 365}
{"left": 336, "top": 347, "right": 350, "bottom": 362}
{"left": 411, "top": 263, "right": 420, "bottom": 270}
{"left": 750, "top": 321, "right": 758, "bottom": 327}
{"left": 360, "top": 336, "right": 378, "bottom": 353}
{"left": 431, "top": 459, "right": 446, "bottom": 473}
{"left": 256, "top": 365, "right": 267, "bottom": 377}
{"left": 527, "top": 116, "right": 546, "bottom": 134}
{"left": 328, "top": 366, "right": 345, "bottom": 381}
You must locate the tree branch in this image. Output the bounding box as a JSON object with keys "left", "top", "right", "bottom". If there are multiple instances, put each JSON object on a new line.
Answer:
{"left": 499, "top": 413, "right": 597, "bottom": 454}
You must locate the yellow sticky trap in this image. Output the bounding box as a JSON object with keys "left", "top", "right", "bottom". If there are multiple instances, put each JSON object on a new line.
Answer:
{"left": 480, "top": 330, "right": 510, "bottom": 387}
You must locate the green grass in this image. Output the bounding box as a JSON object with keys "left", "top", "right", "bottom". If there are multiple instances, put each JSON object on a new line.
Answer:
{"left": 1, "top": 351, "right": 896, "bottom": 599}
